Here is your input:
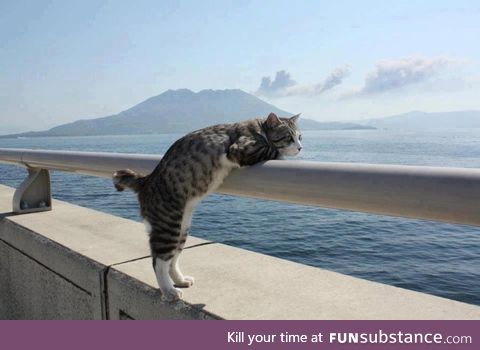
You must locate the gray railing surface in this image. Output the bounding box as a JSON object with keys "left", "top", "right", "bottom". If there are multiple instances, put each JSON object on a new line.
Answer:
{"left": 0, "top": 147, "right": 479, "bottom": 226}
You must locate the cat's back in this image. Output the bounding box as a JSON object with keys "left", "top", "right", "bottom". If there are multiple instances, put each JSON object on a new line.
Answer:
{"left": 162, "top": 123, "right": 231, "bottom": 160}
{"left": 162, "top": 119, "right": 260, "bottom": 161}
{"left": 146, "top": 119, "right": 259, "bottom": 182}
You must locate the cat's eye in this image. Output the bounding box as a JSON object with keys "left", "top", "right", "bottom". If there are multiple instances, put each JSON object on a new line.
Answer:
{"left": 299, "top": 134, "right": 302, "bottom": 141}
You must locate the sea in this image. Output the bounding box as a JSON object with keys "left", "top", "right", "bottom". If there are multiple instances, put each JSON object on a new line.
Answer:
{"left": 0, "top": 129, "right": 479, "bottom": 305}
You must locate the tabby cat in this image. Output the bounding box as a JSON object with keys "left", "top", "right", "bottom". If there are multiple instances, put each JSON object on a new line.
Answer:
{"left": 113, "top": 112, "right": 302, "bottom": 301}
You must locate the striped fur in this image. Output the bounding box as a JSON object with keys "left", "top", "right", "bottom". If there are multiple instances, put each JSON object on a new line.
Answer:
{"left": 112, "top": 113, "right": 302, "bottom": 301}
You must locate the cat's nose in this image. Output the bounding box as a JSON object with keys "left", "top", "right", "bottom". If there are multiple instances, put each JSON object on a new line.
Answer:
{"left": 298, "top": 147, "right": 302, "bottom": 151}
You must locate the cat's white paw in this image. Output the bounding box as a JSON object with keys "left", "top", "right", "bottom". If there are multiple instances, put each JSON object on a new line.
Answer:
{"left": 174, "top": 276, "right": 195, "bottom": 288}
{"left": 161, "top": 287, "right": 183, "bottom": 302}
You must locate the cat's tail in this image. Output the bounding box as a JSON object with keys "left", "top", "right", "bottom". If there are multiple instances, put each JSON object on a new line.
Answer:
{"left": 112, "top": 169, "right": 146, "bottom": 193}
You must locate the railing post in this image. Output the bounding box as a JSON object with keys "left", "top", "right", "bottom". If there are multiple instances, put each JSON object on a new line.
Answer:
{"left": 12, "top": 168, "right": 52, "bottom": 214}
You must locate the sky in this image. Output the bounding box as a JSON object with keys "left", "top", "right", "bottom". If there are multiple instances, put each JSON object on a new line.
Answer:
{"left": 1, "top": 0, "right": 480, "bottom": 133}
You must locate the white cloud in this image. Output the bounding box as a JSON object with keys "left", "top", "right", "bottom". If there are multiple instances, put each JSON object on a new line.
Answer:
{"left": 347, "top": 56, "right": 454, "bottom": 97}
{"left": 316, "top": 65, "right": 352, "bottom": 94}
{"left": 256, "top": 65, "right": 351, "bottom": 98}
{"left": 256, "top": 70, "right": 296, "bottom": 97}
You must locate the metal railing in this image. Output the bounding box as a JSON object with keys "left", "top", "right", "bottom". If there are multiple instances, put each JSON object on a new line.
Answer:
{"left": 0, "top": 147, "right": 479, "bottom": 226}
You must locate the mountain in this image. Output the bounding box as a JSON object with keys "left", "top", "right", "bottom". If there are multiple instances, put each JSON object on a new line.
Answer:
{"left": 1, "top": 89, "right": 373, "bottom": 138}
{"left": 357, "top": 110, "right": 480, "bottom": 130}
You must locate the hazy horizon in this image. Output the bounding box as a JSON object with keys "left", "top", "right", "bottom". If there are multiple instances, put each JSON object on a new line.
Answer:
{"left": 2, "top": 1, "right": 480, "bottom": 134}
{"left": 4, "top": 88, "right": 480, "bottom": 135}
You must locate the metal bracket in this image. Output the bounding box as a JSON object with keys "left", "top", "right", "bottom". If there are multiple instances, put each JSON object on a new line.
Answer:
{"left": 13, "top": 168, "right": 52, "bottom": 214}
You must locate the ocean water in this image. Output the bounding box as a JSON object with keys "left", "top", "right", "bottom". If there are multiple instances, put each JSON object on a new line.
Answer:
{"left": 0, "top": 129, "right": 479, "bottom": 305}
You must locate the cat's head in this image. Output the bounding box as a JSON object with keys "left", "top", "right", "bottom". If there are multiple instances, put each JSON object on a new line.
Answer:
{"left": 263, "top": 112, "right": 302, "bottom": 157}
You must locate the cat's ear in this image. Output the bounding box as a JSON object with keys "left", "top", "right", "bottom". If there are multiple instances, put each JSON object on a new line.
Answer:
{"left": 266, "top": 113, "right": 281, "bottom": 128}
{"left": 290, "top": 113, "right": 301, "bottom": 123}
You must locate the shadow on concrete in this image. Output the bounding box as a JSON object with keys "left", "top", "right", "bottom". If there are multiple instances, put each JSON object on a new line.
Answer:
{"left": 0, "top": 212, "right": 18, "bottom": 220}
{"left": 191, "top": 303, "right": 207, "bottom": 311}
{"left": 185, "top": 242, "right": 216, "bottom": 250}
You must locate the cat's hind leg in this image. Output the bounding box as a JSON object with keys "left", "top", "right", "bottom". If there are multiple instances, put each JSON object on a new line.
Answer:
{"left": 169, "top": 199, "right": 198, "bottom": 287}
{"left": 148, "top": 219, "right": 184, "bottom": 301}
{"left": 153, "top": 257, "right": 183, "bottom": 301}
{"left": 169, "top": 229, "right": 194, "bottom": 287}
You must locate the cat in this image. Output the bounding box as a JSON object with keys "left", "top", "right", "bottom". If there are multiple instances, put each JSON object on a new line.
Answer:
{"left": 112, "top": 112, "right": 302, "bottom": 301}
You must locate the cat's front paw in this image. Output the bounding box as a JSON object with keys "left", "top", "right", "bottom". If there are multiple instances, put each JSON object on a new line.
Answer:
{"left": 174, "top": 276, "right": 195, "bottom": 288}
{"left": 160, "top": 287, "right": 183, "bottom": 302}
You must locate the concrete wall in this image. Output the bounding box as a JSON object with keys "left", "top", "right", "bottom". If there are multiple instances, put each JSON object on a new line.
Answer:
{"left": 1, "top": 184, "right": 479, "bottom": 320}
{"left": 0, "top": 240, "right": 93, "bottom": 319}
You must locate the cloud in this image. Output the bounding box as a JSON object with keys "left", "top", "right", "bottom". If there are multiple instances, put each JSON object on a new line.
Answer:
{"left": 317, "top": 65, "right": 352, "bottom": 94}
{"left": 256, "top": 70, "right": 296, "bottom": 97}
{"left": 256, "top": 65, "right": 351, "bottom": 98}
{"left": 347, "top": 56, "right": 454, "bottom": 97}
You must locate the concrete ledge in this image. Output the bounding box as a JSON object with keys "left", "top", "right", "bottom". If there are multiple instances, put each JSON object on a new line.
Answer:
{"left": 0, "top": 240, "right": 93, "bottom": 319}
{"left": 0, "top": 184, "right": 206, "bottom": 319}
{"left": 1, "top": 184, "right": 479, "bottom": 319}
{"left": 107, "top": 268, "right": 214, "bottom": 320}
{"left": 111, "top": 243, "right": 480, "bottom": 320}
